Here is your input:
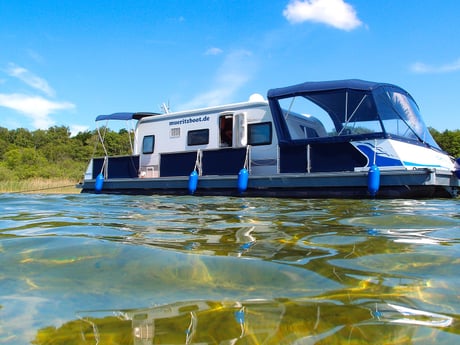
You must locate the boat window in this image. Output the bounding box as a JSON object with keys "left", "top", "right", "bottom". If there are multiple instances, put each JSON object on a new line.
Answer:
{"left": 248, "top": 122, "right": 272, "bottom": 145}
{"left": 278, "top": 96, "right": 334, "bottom": 138}
{"left": 273, "top": 85, "right": 442, "bottom": 148}
{"left": 300, "top": 125, "right": 320, "bottom": 138}
{"left": 187, "top": 129, "right": 209, "bottom": 146}
{"left": 375, "top": 87, "right": 440, "bottom": 148}
{"left": 142, "top": 135, "right": 155, "bottom": 154}
{"left": 334, "top": 92, "right": 383, "bottom": 135}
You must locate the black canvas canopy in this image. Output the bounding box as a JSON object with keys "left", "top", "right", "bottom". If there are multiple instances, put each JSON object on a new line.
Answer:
{"left": 267, "top": 79, "right": 439, "bottom": 148}
{"left": 267, "top": 79, "right": 393, "bottom": 96}
{"left": 267, "top": 79, "right": 413, "bottom": 125}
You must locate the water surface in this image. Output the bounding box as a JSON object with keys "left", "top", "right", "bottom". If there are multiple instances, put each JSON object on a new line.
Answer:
{"left": 0, "top": 194, "right": 459, "bottom": 344}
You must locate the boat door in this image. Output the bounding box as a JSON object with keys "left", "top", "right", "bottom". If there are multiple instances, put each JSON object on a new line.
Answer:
{"left": 139, "top": 134, "right": 159, "bottom": 178}
{"left": 219, "top": 112, "right": 247, "bottom": 148}
{"left": 234, "top": 112, "right": 247, "bottom": 148}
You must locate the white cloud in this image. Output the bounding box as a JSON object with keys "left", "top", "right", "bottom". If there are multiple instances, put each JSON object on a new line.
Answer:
{"left": 6, "top": 63, "right": 55, "bottom": 97}
{"left": 205, "top": 47, "right": 224, "bottom": 56}
{"left": 1, "top": 63, "right": 76, "bottom": 129}
{"left": 179, "top": 50, "right": 255, "bottom": 110}
{"left": 411, "top": 58, "right": 460, "bottom": 74}
{"left": 283, "top": 0, "right": 362, "bottom": 31}
{"left": 0, "top": 93, "right": 75, "bottom": 129}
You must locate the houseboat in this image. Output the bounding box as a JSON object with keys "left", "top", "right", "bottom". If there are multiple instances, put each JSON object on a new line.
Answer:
{"left": 80, "top": 79, "right": 460, "bottom": 198}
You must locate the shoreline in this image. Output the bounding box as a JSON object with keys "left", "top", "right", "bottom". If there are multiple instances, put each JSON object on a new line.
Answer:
{"left": 0, "top": 178, "right": 80, "bottom": 194}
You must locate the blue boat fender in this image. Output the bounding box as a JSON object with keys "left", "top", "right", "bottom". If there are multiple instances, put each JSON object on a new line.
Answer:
{"left": 367, "top": 164, "right": 380, "bottom": 197}
{"left": 188, "top": 170, "right": 198, "bottom": 194}
{"left": 95, "top": 173, "right": 104, "bottom": 193}
{"left": 455, "top": 157, "right": 460, "bottom": 179}
{"left": 235, "top": 308, "right": 245, "bottom": 324}
{"left": 238, "top": 168, "right": 249, "bottom": 193}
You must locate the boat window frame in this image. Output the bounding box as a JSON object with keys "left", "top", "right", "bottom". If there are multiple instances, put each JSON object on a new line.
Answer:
{"left": 248, "top": 122, "right": 272, "bottom": 146}
{"left": 142, "top": 135, "right": 155, "bottom": 154}
{"left": 187, "top": 128, "right": 209, "bottom": 146}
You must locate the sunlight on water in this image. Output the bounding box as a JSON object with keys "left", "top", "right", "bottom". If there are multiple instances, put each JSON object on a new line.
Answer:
{"left": 0, "top": 194, "right": 459, "bottom": 344}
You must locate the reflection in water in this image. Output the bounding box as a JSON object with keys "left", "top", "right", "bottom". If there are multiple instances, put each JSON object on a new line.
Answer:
{"left": 0, "top": 194, "right": 459, "bottom": 344}
{"left": 36, "top": 299, "right": 455, "bottom": 345}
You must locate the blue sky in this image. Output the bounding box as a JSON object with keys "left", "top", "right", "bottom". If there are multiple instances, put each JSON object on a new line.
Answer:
{"left": 1, "top": 0, "right": 460, "bottom": 134}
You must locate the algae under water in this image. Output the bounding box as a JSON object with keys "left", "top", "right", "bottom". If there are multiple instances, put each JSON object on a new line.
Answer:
{"left": 0, "top": 193, "right": 459, "bottom": 344}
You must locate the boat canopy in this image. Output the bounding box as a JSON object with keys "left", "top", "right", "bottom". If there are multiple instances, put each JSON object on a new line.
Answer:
{"left": 267, "top": 79, "right": 440, "bottom": 149}
{"left": 96, "top": 112, "right": 158, "bottom": 122}
{"left": 95, "top": 112, "right": 159, "bottom": 156}
{"left": 267, "top": 79, "right": 412, "bottom": 125}
{"left": 268, "top": 79, "right": 385, "bottom": 96}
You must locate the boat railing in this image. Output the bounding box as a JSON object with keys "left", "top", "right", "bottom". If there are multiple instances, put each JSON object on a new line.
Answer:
{"left": 159, "top": 147, "right": 248, "bottom": 177}
{"left": 279, "top": 140, "right": 368, "bottom": 174}
{"left": 89, "top": 147, "right": 252, "bottom": 180}
{"left": 92, "top": 154, "right": 140, "bottom": 179}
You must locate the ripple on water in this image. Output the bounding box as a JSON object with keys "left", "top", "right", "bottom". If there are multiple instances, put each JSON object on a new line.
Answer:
{"left": 0, "top": 193, "right": 459, "bottom": 344}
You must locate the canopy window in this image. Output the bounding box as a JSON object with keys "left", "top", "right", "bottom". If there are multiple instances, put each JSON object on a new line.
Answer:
{"left": 268, "top": 79, "right": 440, "bottom": 148}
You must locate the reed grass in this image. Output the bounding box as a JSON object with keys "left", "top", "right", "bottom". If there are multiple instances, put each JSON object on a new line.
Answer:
{"left": 0, "top": 178, "right": 80, "bottom": 194}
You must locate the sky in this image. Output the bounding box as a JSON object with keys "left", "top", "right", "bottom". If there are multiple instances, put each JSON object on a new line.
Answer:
{"left": 1, "top": 0, "right": 460, "bottom": 135}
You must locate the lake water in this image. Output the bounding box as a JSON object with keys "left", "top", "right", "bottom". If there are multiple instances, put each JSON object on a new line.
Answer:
{"left": 0, "top": 193, "right": 459, "bottom": 344}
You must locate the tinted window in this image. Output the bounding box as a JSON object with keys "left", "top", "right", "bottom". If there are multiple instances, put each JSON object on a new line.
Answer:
{"left": 300, "top": 125, "right": 319, "bottom": 138}
{"left": 187, "top": 129, "right": 209, "bottom": 146}
{"left": 142, "top": 135, "right": 155, "bottom": 154}
{"left": 248, "top": 122, "right": 272, "bottom": 146}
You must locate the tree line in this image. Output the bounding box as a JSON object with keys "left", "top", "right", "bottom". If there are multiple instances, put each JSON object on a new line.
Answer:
{"left": 0, "top": 126, "right": 133, "bottom": 181}
{"left": 429, "top": 128, "right": 460, "bottom": 159}
{"left": 0, "top": 126, "right": 459, "bottom": 181}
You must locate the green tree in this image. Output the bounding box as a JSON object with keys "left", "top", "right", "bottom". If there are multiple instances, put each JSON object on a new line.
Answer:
{"left": 72, "top": 130, "right": 93, "bottom": 147}
{"left": 31, "top": 129, "right": 50, "bottom": 149}
{"left": 430, "top": 128, "right": 460, "bottom": 157}
{"left": 46, "top": 126, "right": 72, "bottom": 144}
{"left": 8, "top": 128, "right": 33, "bottom": 147}
{"left": 0, "top": 127, "right": 10, "bottom": 159}
{"left": 2, "top": 148, "right": 48, "bottom": 179}
{"left": 93, "top": 128, "right": 133, "bottom": 156}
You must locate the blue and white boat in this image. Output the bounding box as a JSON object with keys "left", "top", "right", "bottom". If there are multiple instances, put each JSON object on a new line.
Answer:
{"left": 80, "top": 79, "right": 460, "bottom": 198}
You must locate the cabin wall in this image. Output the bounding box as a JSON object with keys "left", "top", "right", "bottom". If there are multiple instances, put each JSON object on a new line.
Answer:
{"left": 134, "top": 103, "right": 278, "bottom": 178}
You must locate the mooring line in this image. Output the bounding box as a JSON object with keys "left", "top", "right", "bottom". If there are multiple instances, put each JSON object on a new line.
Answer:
{"left": 5, "top": 184, "right": 77, "bottom": 194}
